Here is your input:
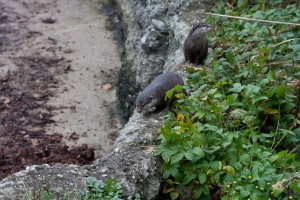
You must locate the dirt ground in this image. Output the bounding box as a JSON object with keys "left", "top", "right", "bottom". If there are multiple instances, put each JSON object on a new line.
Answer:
{"left": 0, "top": 0, "right": 122, "bottom": 180}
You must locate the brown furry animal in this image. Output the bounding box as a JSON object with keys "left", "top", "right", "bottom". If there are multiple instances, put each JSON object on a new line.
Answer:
{"left": 183, "top": 23, "right": 212, "bottom": 65}
{"left": 135, "top": 72, "right": 185, "bottom": 115}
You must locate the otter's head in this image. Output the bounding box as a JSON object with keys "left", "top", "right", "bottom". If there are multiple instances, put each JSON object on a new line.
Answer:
{"left": 190, "top": 22, "right": 212, "bottom": 36}
{"left": 136, "top": 94, "right": 159, "bottom": 115}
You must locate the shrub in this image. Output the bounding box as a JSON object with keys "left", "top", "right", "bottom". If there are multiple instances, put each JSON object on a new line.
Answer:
{"left": 155, "top": 0, "right": 300, "bottom": 199}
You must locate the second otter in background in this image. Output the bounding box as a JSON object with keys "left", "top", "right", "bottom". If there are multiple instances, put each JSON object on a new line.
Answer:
{"left": 183, "top": 22, "right": 212, "bottom": 65}
{"left": 135, "top": 72, "right": 185, "bottom": 115}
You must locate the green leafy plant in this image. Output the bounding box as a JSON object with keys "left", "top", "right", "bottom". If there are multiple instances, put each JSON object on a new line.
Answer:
{"left": 155, "top": 0, "right": 300, "bottom": 199}
{"left": 77, "top": 177, "right": 141, "bottom": 200}
{"left": 23, "top": 180, "right": 70, "bottom": 200}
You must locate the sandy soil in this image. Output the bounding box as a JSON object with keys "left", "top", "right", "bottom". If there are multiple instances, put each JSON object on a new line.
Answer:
{"left": 0, "top": 0, "right": 122, "bottom": 179}
{"left": 42, "top": 0, "right": 123, "bottom": 158}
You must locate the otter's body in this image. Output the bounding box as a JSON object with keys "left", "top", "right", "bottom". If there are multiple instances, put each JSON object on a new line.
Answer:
{"left": 136, "top": 72, "right": 184, "bottom": 115}
{"left": 183, "top": 23, "right": 211, "bottom": 65}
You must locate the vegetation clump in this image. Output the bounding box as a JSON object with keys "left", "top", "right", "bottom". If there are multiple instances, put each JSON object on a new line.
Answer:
{"left": 155, "top": 0, "right": 300, "bottom": 199}
{"left": 77, "top": 177, "right": 141, "bottom": 200}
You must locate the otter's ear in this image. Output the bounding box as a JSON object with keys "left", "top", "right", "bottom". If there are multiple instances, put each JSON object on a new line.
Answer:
{"left": 149, "top": 95, "right": 153, "bottom": 100}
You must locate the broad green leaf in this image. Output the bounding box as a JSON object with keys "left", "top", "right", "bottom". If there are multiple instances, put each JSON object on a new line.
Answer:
{"left": 193, "top": 185, "right": 203, "bottom": 199}
{"left": 269, "top": 0, "right": 282, "bottom": 5}
{"left": 281, "top": 102, "right": 295, "bottom": 111}
{"left": 264, "top": 108, "right": 278, "bottom": 115}
{"left": 240, "top": 188, "right": 250, "bottom": 197}
{"left": 240, "top": 153, "right": 250, "bottom": 165}
{"left": 210, "top": 161, "right": 222, "bottom": 173}
{"left": 230, "top": 109, "right": 247, "bottom": 120}
{"left": 185, "top": 67, "right": 197, "bottom": 74}
{"left": 184, "top": 151, "right": 194, "bottom": 161}
{"left": 170, "top": 191, "right": 179, "bottom": 200}
{"left": 276, "top": 150, "right": 288, "bottom": 161}
{"left": 237, "top": 0, "right": 247, "bottom": 8}
{"left": 213, "top": 172, "right": 220, "bottom": 183}
{"left": 195, "top": 110, "right": 205, "bottom": 119}
{"left": 166, "top": 89, "right": 174, "bottom": 99}
{"left": 200, "top": 160, "right": 210, "bottom": 171}
{"left": 161, "top": 119, "right": 172, "bottom": 139}
{"left": 226, "top": 94, "right": 238, "bottom": 105}
{"left": 272, "top": 181, "right": 284, "bottom": 197}
{"left": 208, "top": 88, "right": 218, "bottom": 95}
{"left": 223, "top": 165, "right": 236, "bottom": 176}
{"left": 171, "top": 152, "right": 185, "bottom": 164}
{"left": 198, "top": 172, "right": 207, "bottom": 184}
{"left": 202, "top": 185, "right": 210, "bottom": 195}
{"left": 205, "top": 146, "right": 221, "bottom": 154}
{"left": 191, "top": 147, "right": 204, "bottom": 158}
{"left": 290, "top": 180, "right": 300, "bottom": 195}
{"left": 229, "top": 83, "right": 244, "bottom": 93}
{"left": 225, "top": 49, "right": 235, "bottom": 65}
{"left": 251, "top": 96, "right": 268, "bottom": 104}
{"left": 163, "top": 164, "right": 179, "bottom": 179}
{"left": 162, "top": 147, "right": 179, "bottom": 163}
{"left": 269, "top": 155, "right": 279, "bottom": 163}
{"left": 192, "top": 133, "right": 204, "bottom": 146}
{"left": 182, "top": 172, "right": 196, "bottom": 185}
{"left": 276, "top": 84, "right": 286, "bottom": 99}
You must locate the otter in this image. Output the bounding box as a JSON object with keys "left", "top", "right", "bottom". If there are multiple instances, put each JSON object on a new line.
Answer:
{"left": 183, "top": 22, "right": 212, "bottom": 65}
{"left": 136, "top": 72, "right": 185, "bottom": 115}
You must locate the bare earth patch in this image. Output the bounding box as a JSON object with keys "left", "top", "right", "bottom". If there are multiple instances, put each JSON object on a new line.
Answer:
{"left": 0, "top": 0, "right": 122, "bottom": 180}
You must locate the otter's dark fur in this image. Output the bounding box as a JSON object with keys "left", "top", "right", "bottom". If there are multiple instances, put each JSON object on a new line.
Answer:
{"left": 136, "top": 72, "right": 184, "bottom": 115}
{"left": 183, "top": 23, "right": 212, "bottom": 65}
